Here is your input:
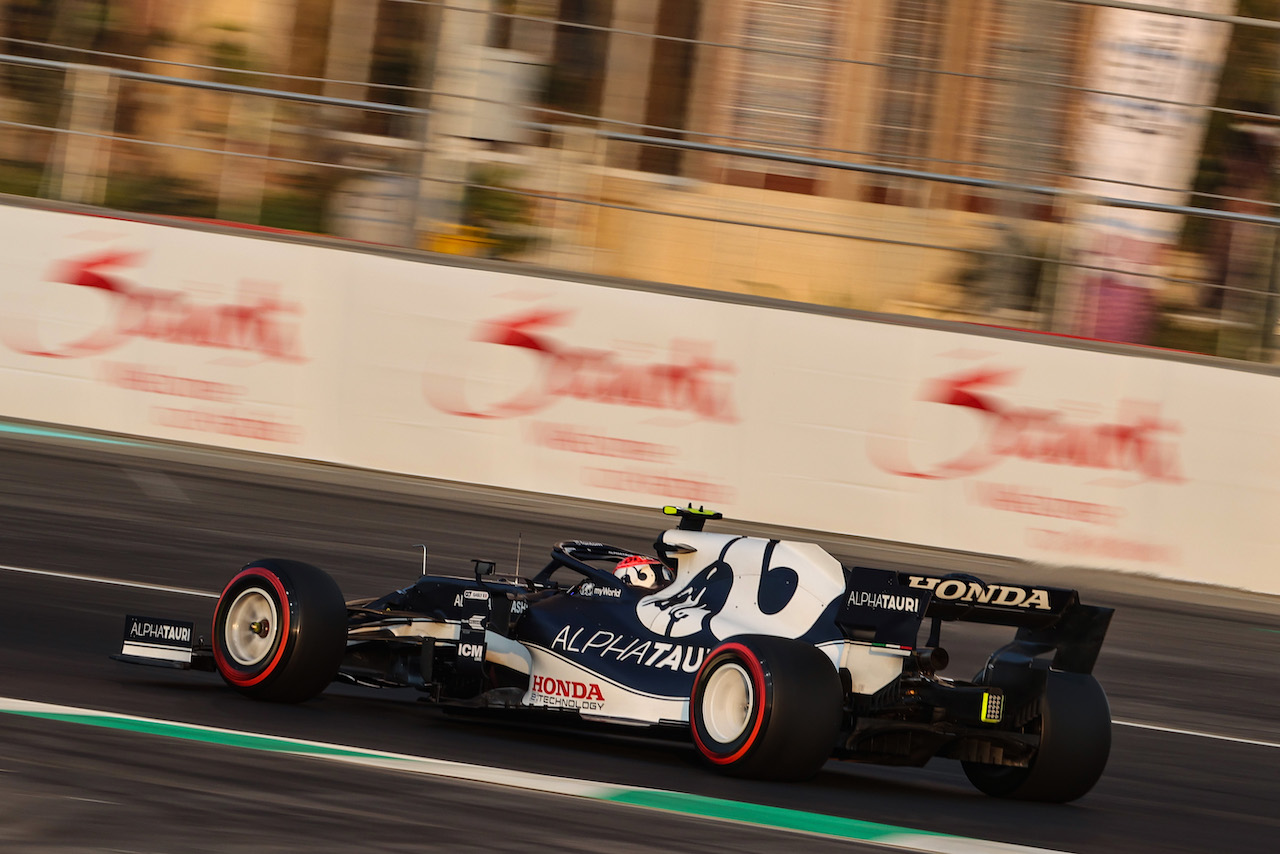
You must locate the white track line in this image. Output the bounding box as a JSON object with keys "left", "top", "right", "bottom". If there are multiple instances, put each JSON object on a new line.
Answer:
{"left": 1114, "top": 720, "right": 1280, "bottom": 750}
{"left": 4, "top": 562, "right": 1278, "bottom": 750}
{"left": 0, "top": 563, "right": 218, "bottom": 598}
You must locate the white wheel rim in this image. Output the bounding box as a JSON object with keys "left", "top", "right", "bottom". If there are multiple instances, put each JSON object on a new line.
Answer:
{"left": 702, "top": 662, "right": 754, "bottom": 744}
{"left": 225, "top": 587, "right": 280, "bottom": 666}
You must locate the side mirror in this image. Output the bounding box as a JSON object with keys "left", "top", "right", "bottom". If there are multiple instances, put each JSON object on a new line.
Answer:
{"left": 473, "top": 559, "right": 496, "bottom": 581}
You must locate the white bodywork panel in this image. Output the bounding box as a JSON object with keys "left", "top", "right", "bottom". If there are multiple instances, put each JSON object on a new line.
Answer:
{"left": 348, "top": 619, "right": 461, "bottom": 640}
{"left": 485, "top": 630, "right": 532, "bottom": 675}
{"left": 521, "top": 638, "right": 905, "bottom": 726}
{"left": 637, "top": 531, "right": 847, "bottom": 641}
{"left": 522, "top": 644, "right": 689, "bottom": 724}
{"left": 346, "top": 619, "right": 533, "bottom": 675}
{"left": 837, "top": 642, "right": 911, "bottom": 695}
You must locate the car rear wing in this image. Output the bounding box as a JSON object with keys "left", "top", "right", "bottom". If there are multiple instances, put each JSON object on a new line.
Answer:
{"left": 838, "top": 569, "right": 1113, "bottom": 675}
{"left": 902, "top": 572, "right": 1113, "bottom": 675}
{"left": 902, "top": 573, "right": 1079, "bottom": 628}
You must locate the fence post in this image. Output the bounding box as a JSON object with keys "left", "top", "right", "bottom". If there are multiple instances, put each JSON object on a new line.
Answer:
{"left": 414, "top": 0, "right": 493, "bottom": 246}
{"left": 49, "top": 64, "right": 117, "bottom": 205}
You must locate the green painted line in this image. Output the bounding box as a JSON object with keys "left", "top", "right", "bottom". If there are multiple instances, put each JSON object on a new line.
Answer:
{"left": 0, "top": 421, "right": 143, "bottom": 446}
{"left": 0, "top": 697, "right": 1066, "bottom": 853}
{"left": 11, "top": 710, "right": 371, "bottom": 758}
{"left": 607, "top": 789, "right": 922, "bottom": 844}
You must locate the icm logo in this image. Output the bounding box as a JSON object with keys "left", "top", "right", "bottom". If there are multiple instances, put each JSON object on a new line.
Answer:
{"left": 458, "top": 643, "right": 485, "bottom": 660}
{"left": 424, "top": 308, "right": 737, "bottom": 422}
{"left": 3, "top": 250, "right": 305, "bottom": 362}
{"left": 869, "top": 366, "right": 1183, "bottom": 484}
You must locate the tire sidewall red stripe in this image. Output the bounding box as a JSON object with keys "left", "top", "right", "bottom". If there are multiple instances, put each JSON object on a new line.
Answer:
{"left": 691, "top": 641, "right": 769, "bottom": 765}
{"left": 213, "top": 566, "right": 291, "bottom": 687}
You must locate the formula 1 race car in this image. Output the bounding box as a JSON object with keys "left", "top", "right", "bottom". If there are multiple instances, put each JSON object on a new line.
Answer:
{"left": 115, "top": 505, "right": 1114, "bottom": 801}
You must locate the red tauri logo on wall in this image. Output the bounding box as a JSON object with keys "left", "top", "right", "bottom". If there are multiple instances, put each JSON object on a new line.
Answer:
{"left": 424, "top": 308, "right": 738, "bottom": 422}
{"left": 869, "top": 365, "right": 1184, "bottom": 484}
{"left": 4, "top": 250, "right": 305, "bottom": 362}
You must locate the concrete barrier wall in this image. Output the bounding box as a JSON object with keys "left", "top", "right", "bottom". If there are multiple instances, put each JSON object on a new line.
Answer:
{"left": 3, "top": 205, "right": 1277, "bottom": 594}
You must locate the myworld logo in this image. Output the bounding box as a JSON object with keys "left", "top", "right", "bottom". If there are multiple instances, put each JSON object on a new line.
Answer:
{"left": 425, "top": 308, "right": 738, "bottom": 421}
{"left": 870, "top": 365, "right": 1184, "bottom": 484}
{"left": 3, "top": 250, "right": 305, "bottom": 362}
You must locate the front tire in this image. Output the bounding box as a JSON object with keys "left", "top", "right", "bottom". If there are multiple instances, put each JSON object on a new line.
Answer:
{"left": 212, "top": 559, "right": 347, "bottom": 703}
{"left": 963, "top": 670, "right": 1111, "bottom": 802}
{"left": 690, "top": 635, "right": 842, "bottom": 781}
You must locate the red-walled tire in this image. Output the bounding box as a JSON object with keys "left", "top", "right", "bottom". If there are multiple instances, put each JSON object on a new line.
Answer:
{"left": 212, "top": 559, "right": 347, "bottom": 703}
{"left": 690, "top": 635, "right": 843, "bottom": 781}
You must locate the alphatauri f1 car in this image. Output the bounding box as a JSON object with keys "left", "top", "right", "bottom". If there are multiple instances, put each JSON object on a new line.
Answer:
{"left": 115, "top": 506, "right": 1114, "bottom": 801}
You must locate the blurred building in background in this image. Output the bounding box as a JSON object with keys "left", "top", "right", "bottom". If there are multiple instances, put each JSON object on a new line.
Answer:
{"left": 1, "top": 0, "right": 1277, "bottom": 359}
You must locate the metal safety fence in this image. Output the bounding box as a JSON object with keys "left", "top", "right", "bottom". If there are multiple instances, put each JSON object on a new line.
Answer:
{"left": 1, "top": 0, "right": 1277, "bottom": 360}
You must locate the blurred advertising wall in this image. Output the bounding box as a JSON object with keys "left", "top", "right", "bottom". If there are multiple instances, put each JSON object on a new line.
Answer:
{"left": 3, "top": 205, "right": 1279, "bottom": 595}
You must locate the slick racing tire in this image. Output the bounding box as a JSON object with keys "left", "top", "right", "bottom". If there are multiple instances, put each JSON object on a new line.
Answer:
{"left": 690, "top": 635, "right": 842, "bottom": 781}
{"left": 962, "top": 671, "right": 1111, "bottom": 803}
{"left": 212, "top": 559, "right": 347, "bottom": 704}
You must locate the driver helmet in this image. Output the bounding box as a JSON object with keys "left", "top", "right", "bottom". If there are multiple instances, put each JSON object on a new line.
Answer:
{"left": 614, "top": 554, "right": 674, "bottom": 591}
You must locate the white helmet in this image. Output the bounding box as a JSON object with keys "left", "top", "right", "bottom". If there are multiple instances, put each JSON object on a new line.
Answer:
{"left": 614, "top": 555, "right": 674, "bottom": 591}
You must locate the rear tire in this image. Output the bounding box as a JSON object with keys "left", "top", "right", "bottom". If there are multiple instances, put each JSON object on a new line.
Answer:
{"left": 690, "top": 635, "right": 842, "bottom": 781}
{"left": 212, "top": 560, "right": 347, "bottom": 703}
{"left": 963, "top": 670, "right": 1111, "bottom": 802}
